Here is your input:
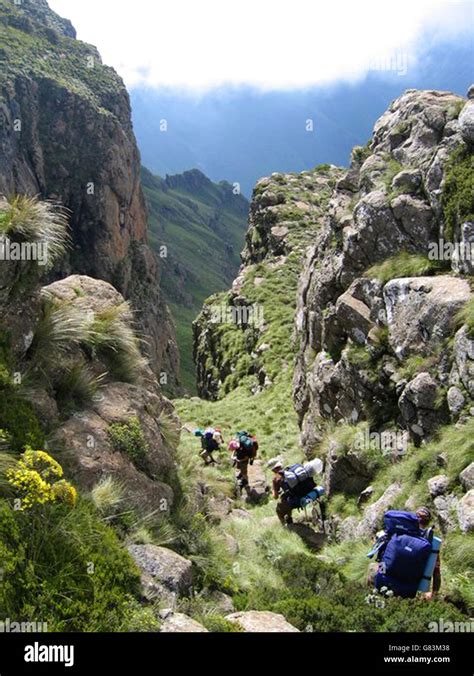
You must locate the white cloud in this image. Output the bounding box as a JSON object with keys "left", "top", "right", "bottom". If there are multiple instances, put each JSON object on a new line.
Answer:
{"left": 48, "top": 0, "right": 473, "bottom": 90}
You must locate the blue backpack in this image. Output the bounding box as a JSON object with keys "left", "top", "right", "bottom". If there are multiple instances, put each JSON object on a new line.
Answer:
{"left": 374, "top": 511, "right": 432, "bottom": 598}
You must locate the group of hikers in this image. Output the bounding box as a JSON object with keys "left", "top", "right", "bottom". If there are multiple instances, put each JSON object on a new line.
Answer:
{"left": 192, "top": 426, "right": 442, "bottom": 600}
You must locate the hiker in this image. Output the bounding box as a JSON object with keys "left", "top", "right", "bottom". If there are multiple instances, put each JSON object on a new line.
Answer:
{"left": 229, "top": 431, "right": 258, "bottom": 488}
{"left": 415, "top": 506, "right": 441, "bottom": 599}
{"left": 194, "top": 427, "right": 224, "bottom": 465}
{"left": 271, "top": 460, "right": 325, "bottom": 525}
{"left": 367, "top": 507, "right": 442, "bottom": 599}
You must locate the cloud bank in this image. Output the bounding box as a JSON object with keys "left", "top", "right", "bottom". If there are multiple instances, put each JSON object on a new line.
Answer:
{"left": 48, "top": 0, "right": 473, "bottom": 90}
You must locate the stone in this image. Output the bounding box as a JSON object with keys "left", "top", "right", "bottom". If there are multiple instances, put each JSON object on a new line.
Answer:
{"left": 460, "top": 463, "right": 474, "bottom": 491}
{"left": 447, "top": 386, "right": 466, "bottom": 416}
{"left": 384, "top": 277, "right": 471, "bottom": 360}
{"left": 398, "top": 372, "right": 442, "bottom": 441}
{"left": 160, "top": 613, "right": 208, "bottom": 633}
{"left": 355, "top": 483, "right": 403, "bottom": 539}
{"left": 427, "top": 474, "right": 450, "bottom": 498}
{"left": 358, "top": 485, "right": 375, "bottom": 506}
{"left": 458, "top": 489, "right": 474, "bottom": 532}
{"left": 433, "top": 494, "right": 459, "bottom": 533}
{"left": 128, "top": 545, "right": 193, "bottom": 601}
{"left": 391, "top": 169, "right": 422, "bottom": 194}
{"left": 450, "top": 326, "right": 474, "bottom": 398}
{"left": 225, "top": 611, "right": 299, "bottom": 633}
{"left": 459, "top": 100, "right": 474, "bottom": 144}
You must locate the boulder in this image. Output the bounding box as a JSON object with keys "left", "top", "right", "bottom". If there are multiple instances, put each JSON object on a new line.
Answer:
{"left": 457, "top": 489, "right": 474, "bottom": 533}
{"left": 287, "top": 523, "right": 326, "bottom": 551}
{"left": 458, "top": 100, "right": 474, "bottom": 144}
{"left": 41, "top": 275, "right": 124, "bottom": 313}
{"left": 460, "top": 462, "right": 474, "bottom": 491}
{"left": 433, "top": 494, "right": 459, "bottom": 533}
{"left": 128, "top": 545, "right": 193, "bottom": 602}
{"left": 225, "top": 611, "right": 299, "bottom": 633}
{"left": 391, "top": 169, "right": 422, "bottom": 194}
{"left": 398, "top": 372, "right": 442, "bottom": 441}
{"left": 355, "top": 483, "right": 403, "bottom": 539}
{"left": 245, "top": 460, "right": 270, "bottom": 505}
{"left": 450, "top": 326, "right": 474, "bottom": 398}
{"left": 427, "top": 474, "right": 450, "bottom": 498}
{"left": 160, "top": 613, "right": 208, "bottom": 633}
{"left": 447, "top": 386, "right": 466, "bottom": 416}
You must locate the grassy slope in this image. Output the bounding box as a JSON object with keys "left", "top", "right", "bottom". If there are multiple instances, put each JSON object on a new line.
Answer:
{"left": 170, "top": 162, "right": 473, "bottom": 628}
{"left": 0, "top": 0, "right": 123, "bottom": 105}
{"left": 142, "top": 168, "right": 249, "bottom": 392}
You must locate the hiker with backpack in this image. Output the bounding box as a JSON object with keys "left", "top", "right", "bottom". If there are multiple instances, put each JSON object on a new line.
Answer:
{"left": 193, "top": 427, "right": 224, "bottom": 465}
{"left": 229, "top": 431, "right": 258, "bottom": 488}
{"left": 367, "top": 506, "right": 442, "bottom": 599}
{"left": 271, "top": 460, "right": 325, "bottom": 525}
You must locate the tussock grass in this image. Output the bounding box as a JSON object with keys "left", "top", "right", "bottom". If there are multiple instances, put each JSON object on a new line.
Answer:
{"left": 87, "top": 303, "right": 147, "bottom": 383}
{"left": 365, "top": 251, "right": 444, "bottom": 285}
{"left": 0, "top": 195, "right": 70, "bottom": 267}
{"left": 91, "top": 476, "right": 124, "bottom": 514}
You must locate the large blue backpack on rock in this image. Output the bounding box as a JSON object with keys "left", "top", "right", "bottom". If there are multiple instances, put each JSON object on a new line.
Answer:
{"left": 374, "top": 511, "right": 432, "bottom": 598}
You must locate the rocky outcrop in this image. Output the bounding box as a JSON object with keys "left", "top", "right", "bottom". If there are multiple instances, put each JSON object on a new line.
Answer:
{"left": 128, "top": 545, "right": 193, "bottom": 602}
{"left": 193, "top": 167, "right": 341, "bottom": 400}
{"left": 0, "top": 0, "right": 179, "bottom": 386}
{"left": 293, "top": 88, "right": 473, "bottom": 449}
{"left": 225, "top": 611, "right": 299, "bottom": 633}
{"left": 52, "top": 381, "right": 176, "bottom": 513}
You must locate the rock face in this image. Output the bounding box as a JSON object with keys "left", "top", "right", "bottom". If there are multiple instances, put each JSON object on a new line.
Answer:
{"left": 193, "top": 167, "right": 341, "bottom": 400}
{"left": 293, "top": 88, "right": 473, "bottom": 449}
{"left": 52, "top": 381, "right": 176, "bottom": 513}
{"left": 225, "top": 611, "right": 299, "bottom": 633}
{"left": 384, "top": 277, "right": 471, "bottom": 359}
{"left": 128, "top": 545, "right": 193, "bottom": 602}
{"left": 0, "top": 0, "right": 179, "bottom": 386}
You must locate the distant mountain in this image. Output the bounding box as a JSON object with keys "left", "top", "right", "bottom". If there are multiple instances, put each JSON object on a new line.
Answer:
{"left": 131, "top": 38, "right": 473, "bottom": 196}
{"left": 142, "top": 167, "right": 249, "bottom": 391}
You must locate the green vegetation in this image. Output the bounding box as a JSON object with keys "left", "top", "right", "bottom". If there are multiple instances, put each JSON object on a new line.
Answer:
{"left": 365, "top": 251, "right": 445, "bottom": 284}
{"left": 442, "top": 145, "right": 474, "bottom": 242}
{"left": 109, "top": 418, "right": 150, "bottom": 474}
{"left": 0, "top": 497, "right": 143, "bottom": 631}
{"left": 0, "top": 195, "right": 70, "bottom": 269}
{"left": 352, "top": 142, "right": 372, "bottom": 166}
{"left": 456, "top": 297, "right": 474, "bottom": 337}
{"left": 0, "top": 0, "right": 126, "bottom": 109}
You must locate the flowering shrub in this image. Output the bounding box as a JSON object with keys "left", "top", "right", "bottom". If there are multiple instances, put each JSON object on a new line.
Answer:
{"left": 6, "top": 449, "right": 77, "bottom": 510}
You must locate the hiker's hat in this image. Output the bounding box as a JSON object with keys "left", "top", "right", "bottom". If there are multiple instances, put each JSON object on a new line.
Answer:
{"left": 271, "top": 460, "right": 283, "bottom": 472}
{"left": 228, "top": 440, "right": 239, "bottom": 451}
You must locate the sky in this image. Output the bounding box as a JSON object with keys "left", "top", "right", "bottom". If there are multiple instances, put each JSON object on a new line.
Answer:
{"left": 48, "top": 0, "right": 473, "bottom": 91}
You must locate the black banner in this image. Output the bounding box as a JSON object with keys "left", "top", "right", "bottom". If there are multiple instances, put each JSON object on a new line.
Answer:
{"left": 0, "top": 632, "right": 471, "bottom": 675}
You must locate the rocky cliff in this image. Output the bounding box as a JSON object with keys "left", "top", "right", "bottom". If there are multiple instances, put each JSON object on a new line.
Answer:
{"left": 0, "top": 0, "right": 179, "bottom": 386}
{"left": 293, "top": 88, "right": 474, "bottom": 452}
